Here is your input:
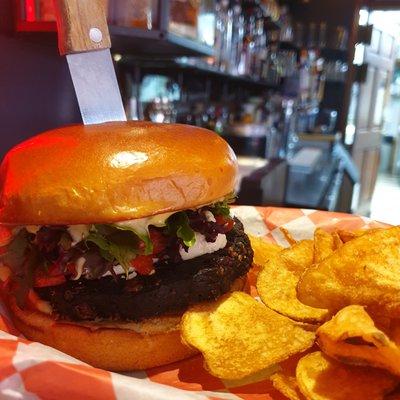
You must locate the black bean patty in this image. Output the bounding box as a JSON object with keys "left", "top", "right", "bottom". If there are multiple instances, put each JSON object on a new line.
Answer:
{"left": 36, "top": 219, "right": 253, "bottom": 322}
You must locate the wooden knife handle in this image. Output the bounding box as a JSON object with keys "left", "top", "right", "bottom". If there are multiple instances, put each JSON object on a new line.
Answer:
{"left": 53, "top": 0, "right": 111, "bottom": 55}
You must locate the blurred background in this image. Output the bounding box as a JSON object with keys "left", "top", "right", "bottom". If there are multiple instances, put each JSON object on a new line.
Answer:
{"left": 1, "top": 0, "right": 400, "bottom": 223}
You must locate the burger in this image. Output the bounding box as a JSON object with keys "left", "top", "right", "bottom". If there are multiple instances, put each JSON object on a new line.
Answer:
{"left": 0, "top": 121, "right": 253, "bottom": 371}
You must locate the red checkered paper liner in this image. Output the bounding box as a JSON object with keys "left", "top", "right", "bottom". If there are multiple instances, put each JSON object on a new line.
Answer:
{"left": 0, "top": 207, "right": 388, "bottom": 400}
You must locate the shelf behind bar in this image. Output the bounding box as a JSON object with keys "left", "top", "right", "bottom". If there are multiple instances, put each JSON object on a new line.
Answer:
{"left": 279, "top": 41, "right": 349, "bottom": 62}
{"left": 121, "top": 57, "right": 281, "bottom": 89}
{"left": 15, "top": 21, "right": 214, "bottom": 57}
{"left": 175, "top": 60, "right": 280, "bottom": 88}
{"left": 320, "top": 47, "right": 348, "bottom": 62}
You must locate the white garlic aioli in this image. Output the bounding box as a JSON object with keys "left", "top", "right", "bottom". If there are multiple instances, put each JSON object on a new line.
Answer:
{"left": 67, "top": 224, "right": 90, "bottom": 246}
{"left": 102, "top": 265, "right": 137, "bottom": 280}
{"left": 114, "top": 211, "right": 175, "bottom": 235}
{"left": 23, "top": 209, "right": 230, "bottom": 277}
{"left": 26, "top": 225, "right": 40, "bottom": 234}
{"left": 71, "top": 256, "right": 86, "bottom": 280}
{"left": 179, "top": 232, "right": 227, "bottom": 261}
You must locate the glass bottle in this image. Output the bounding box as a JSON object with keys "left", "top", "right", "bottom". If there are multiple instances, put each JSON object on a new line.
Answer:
{"left": 214, "top": 1, "right": 225, "bottom": 69}
{"left": 229, "top": 0, "right": 244, "bottom": 75}
{"left": 169, "top": 0, "right": 200, "bottom": 39}
{"left": 218, "top": 0, "right": 232, "bottom": 72}
{"left": 198, "top": 0, "right": 216, "bottom": 46}
{"left": 113, "top": 0, "right": 157, "bottom": 30}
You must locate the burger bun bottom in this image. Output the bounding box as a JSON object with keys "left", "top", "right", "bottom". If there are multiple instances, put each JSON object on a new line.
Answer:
{"left": 5, "top": 275, "right": 248, "bottom": 371}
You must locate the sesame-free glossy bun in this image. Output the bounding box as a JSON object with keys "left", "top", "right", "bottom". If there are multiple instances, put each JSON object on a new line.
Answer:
{"left": 6, "top": 294, "right": 197, "bottom": 371}
{"left": 5, "top": 276, "right": 247, "bottom": 371}
{"left": 0, "top": 122, "right": 237, "bottom": 225}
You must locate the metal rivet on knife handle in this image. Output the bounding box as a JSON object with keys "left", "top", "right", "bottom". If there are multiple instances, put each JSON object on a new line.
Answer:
{"left": 89, "top": 28, "right": 103, "bottom": 43}
{"left": 53, "top": 0, "right": 111, "bottom": 55}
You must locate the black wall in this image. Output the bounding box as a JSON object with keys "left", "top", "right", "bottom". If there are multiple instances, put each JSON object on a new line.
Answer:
{"left": 0, "top": 0, "right": 80, "bottom": 160}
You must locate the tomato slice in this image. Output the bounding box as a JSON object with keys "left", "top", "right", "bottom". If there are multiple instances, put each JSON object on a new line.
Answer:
{"left": 215, "top": 215, "right": 226, "bottom": 225}
{"left": 1, "top": 276, "right": 11, "bottom": 292}
{"left": 131, "top": 255, "right": 154, "bottom": 275}
{"left": 33, "top": 264, "right": 66, "bottom": 287}
{"left": 65, "top": 263, "right": 77, "bottom": 276}
{"left": 34, "top": 274, "right": 66, "bottom": 288}
{"left": 149, "top": 228, "right": 168, "bottom": 254}
{"left": 0, "top": 226, "right": 12, "bottom": 247}
{"left": 215, "top": 215, "right": 235, "bottom": 233}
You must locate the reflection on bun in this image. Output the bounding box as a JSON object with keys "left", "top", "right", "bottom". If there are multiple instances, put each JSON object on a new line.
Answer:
{"left": 0, "top": 121, "right": 237, "bottom": 225}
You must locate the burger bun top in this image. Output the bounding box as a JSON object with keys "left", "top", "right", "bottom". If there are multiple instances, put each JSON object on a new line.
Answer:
{"left": 0, "top": 121, "right": 237, "bottom": 225}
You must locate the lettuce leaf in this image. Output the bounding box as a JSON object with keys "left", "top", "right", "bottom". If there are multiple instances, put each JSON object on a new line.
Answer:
{"left": 210, "top": 192, "right": 236, "bottom": 217}
{"left": 0, "top": 228, "right": 30, "bottom": 273}
{"left": 166, "top": 212, "right": 196, "bottom": 247}
{"left": 86, "top": 232, "right": 137, "bottom": 274}
{"left": 0, "top": 229, "right": 43, "bottom": 306}
{"left": 112, "top": 224, "right": 153, "bottom": 255}
{"left": 14, "top": 247, "right": 41, "bottom": 307}
{"left": 211, "top": 202, "right": 231, "bottom": 217}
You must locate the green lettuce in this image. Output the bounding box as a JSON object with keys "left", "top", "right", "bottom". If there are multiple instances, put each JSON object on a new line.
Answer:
{"left": 1, "top": 229, "right": 29, "bottom": 274}
{"left": 165, "top": 212, "right": 196, "bottom": 247}
{"left": 112, "top": 224, "right": 153, "bottom": 255}
{"left": 86, "top": 223, "right": 156, "bottom": 275}
{"left": 210, "top": 192, "right": 236, "bottom": 217}
{"left": 0, "top": 229, "right": 42, "bottom": 306}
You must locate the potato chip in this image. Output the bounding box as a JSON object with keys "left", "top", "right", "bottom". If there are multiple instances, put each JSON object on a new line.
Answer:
{"left": 317, "top": 305, "right": 400, "bottom": 376}
{"left": 271, "top": 372, "right": 305, "bottom": 400}
{"left": 296, "top": 351, "right": 397, "bottom": 400}
{"left": 280, "top": 227, "right": 297, "bottom": 246}
{"left": 249, "top": 235, "right": 283, "bottom": 267}
{"left": 390, "top": 319, "right": 400, "bottom": 345}
{"left": 297, "top": 226, "right": 400, "bottom": 317}
{"left": 332, "top": 231, "right": 343, "bottom": 251}
{"left": 181, "top": 292, "right": 315, "bottom": 380}
{"left": 337, "top": 228, "right": 382, "bottom": 243}
{"left": 313, "top": 228, "right": 336, "bottom": 263}
{"left": 257, "top": 254, "right": 329, "bottom": 323}
{"left": 221, "top": 364, "right": 280, "bottom": 388}
{"left": 280, "top": 240, "right": 314, "bottom": 276}
{"left": 336, "top": 229, "right": 361, "bottom": 243}
{"left": 270, "top": 350, "right": 312, "bottom": 400}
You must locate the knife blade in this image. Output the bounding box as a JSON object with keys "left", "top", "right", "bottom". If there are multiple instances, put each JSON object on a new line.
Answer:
{"left": 66, "top": 50, "right": 126, "bottom": 124}
{"left": 54, "top": 0, "right": 126, "bottom": 125}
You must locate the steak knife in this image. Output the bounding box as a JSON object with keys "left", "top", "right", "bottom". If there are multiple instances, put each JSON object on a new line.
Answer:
{"left": 53, "top": 0, "right": 126, "bottom": 124}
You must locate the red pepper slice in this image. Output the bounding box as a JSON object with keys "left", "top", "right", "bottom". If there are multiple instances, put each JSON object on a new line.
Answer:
{"left": 33, "top": 264, "right": 66, "bottom": 287}
{"left": 149, "top": 228, "right": 168, "bottom": 254}
{"left": 131, "top": 255, "right": 154, "bottom": 275}
{"left": 34, "top": 274, "right": 66, "bottom": 287}
{"left": 215, "top": 215, "right": 235, "bottom": 233}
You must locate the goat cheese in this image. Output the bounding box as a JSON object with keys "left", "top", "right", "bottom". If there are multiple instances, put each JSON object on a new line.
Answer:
{"left": 179, "top": 232, "right": 227, "bottom": 261}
